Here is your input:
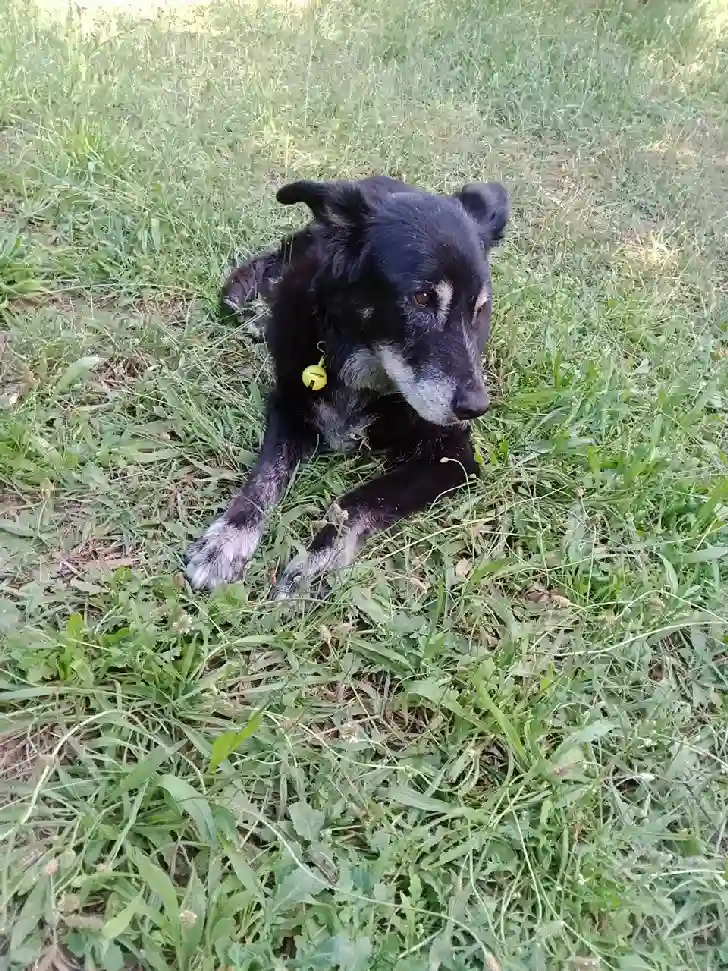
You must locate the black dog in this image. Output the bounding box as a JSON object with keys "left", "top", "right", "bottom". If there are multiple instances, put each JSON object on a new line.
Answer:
{"left": 184, "top": 176, "right": 509, "bottom": 598}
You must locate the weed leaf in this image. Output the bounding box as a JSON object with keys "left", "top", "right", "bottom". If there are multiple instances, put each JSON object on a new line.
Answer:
{"left": 159, "top": 774, "right": 217, "bottom": 845}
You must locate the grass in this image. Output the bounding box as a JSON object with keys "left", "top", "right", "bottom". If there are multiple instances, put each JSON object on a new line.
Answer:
{"left": 0, "top": 0, "right": 727, "bottom": 967}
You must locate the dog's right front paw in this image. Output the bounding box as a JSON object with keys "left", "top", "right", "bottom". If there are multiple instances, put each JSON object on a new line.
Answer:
{"left": 183, "top": 517, "right": 260, "bottom": 591}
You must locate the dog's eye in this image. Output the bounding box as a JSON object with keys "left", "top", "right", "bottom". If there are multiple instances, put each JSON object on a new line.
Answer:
{"left": 413, "top": 290, "right": 433, "bottom": 308}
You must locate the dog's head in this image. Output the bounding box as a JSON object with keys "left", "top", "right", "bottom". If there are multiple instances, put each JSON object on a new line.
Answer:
{"left": 277, "top": 177, "right": 509, "bottom": 425}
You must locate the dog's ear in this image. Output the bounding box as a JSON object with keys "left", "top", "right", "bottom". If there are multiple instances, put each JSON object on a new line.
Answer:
{"left": 277, "top": 180, "right": 374, "bottom": 279}
{"left": 455, "top": 182, "right": 509, "bottom": 250}
{"left": 277, "top": 179, "right": 373, "bottom": 230}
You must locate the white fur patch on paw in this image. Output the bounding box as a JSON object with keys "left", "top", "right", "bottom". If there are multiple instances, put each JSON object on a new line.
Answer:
{"left": 184, "top": 517, "right": 261, "bottom": 591}
{"left": 273, "top": 517, "right": 368, "bottom": 601}
{"left": 272, "top": 549, "right": 313, "bottom": 601}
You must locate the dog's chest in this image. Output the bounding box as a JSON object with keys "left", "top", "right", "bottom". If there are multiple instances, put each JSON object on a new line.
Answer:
{"left": 311, "top": 349, "right": 392, "bottom": 453}
{"left": 313, "top": 388, "right": 372, "bottom": 453}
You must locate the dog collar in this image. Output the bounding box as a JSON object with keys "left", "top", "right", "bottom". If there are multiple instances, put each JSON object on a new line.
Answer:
{"left": 302, "top": 356, "right": 327, "bottom": 391}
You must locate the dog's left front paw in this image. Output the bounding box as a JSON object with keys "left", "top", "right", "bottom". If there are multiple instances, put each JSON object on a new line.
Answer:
{"left": 272, "top": 552, "right": 310, "bottom": 601}
{"left": 273, "top": 524, "right": 345, "bottom": 601}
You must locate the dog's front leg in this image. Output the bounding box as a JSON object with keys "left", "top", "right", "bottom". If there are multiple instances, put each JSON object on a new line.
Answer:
{"left": 185, "top": 397, "right": 314, "bottom": 590}
{"left": 273, "top": 439, "right": 478, "bottom": 600}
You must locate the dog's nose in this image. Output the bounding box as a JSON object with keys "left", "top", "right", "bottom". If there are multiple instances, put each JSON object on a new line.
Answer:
{"left": 452, "top": 387, "right": 489, "bottom": 421}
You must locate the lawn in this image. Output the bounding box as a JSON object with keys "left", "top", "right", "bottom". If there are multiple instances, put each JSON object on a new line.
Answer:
{"left": 1, "top": 0, "right": 727, "bottom": 968}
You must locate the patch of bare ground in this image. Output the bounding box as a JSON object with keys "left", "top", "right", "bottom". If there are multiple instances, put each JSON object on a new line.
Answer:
{"left": 55, "top": 537, "right": 140, "bottom": 583}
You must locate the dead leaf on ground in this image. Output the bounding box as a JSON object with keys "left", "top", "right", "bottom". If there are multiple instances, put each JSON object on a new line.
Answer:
{"left": 524, "top": 585, "right": 574, "bottom": 609}
{"left": 0, "top": 727, "right": 62, "bottom": 790}
{"left": 34, "top": 944, "right": 82, "bottom": 971}
{"left": 56, "top": 539, "right": 138, "bottom": 580}
{"left": 0, "top": 733, "right": 36, "bottom": 785}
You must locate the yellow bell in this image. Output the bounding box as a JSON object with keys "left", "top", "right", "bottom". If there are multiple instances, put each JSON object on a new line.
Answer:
{"left": 302, "top": 358, "right": 327, "bottom": 391}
